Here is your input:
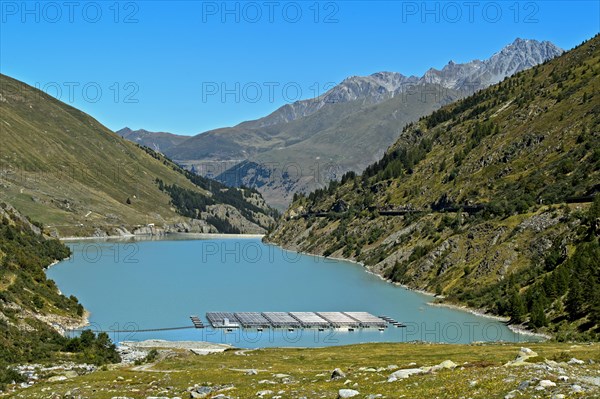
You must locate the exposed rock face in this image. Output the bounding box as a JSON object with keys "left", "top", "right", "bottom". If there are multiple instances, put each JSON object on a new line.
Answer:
{"left": 0, "top": 203, "right": 42, "bottom": 235}
{"left": 422, "top": 39, "right": 563, "bottom": 90}
{"left": 131, "top": 226, "right": 166, "bottom": 236}
{"left": 110, "top": 226, "right": 132, "bottom": 236}
{"left": 84, "top": 212, "right": 267, "bottom": 238}
{"left": 164, "top": 219, "right": 216, "bottom": 234}
{"left": 92, "top": 228, "right": 109, "bottom": 238}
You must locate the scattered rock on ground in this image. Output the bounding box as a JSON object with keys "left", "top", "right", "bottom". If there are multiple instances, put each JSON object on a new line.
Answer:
{"left": 337, "top": 389, "right": 359, "bottom": 398}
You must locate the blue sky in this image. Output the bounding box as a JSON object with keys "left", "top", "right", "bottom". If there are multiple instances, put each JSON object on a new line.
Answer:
{"left": 1, "top": 1, "right": 598, "bottom": 135}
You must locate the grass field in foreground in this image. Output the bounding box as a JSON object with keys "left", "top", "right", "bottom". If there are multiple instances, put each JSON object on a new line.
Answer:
{"left": 6, "top": 342, "right": 600, "bottom": 398}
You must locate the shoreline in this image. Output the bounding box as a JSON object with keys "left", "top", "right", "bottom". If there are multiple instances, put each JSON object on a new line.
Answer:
{"left": 268, "top": 240, "right": 547, "bottom": 341}
{"left": 427, "top": 301, "right": 510, "bottom": 322}
{"left": 44, "top": 257, "right": 92, "bottom": 334}
{"left": 59, "top": 232, "right": 265, "bottom": 241}
{"left": 119, "top": 339, "right": 234, "bottom": 353}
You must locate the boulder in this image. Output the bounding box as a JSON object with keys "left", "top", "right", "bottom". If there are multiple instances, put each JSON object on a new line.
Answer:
{"left": 505, "top": 347, "right": 538, "bottom": 366}
{"left": 331, "top": 368, "right": 346, "bottom": 380}
{"left": 387, "top": 368, "right": 424, "bottom": 382}
{"left": 571, "top": 384, "right": 584, "bottom": 393}
{"left": 539, "top": 380, "right": 556, "bottom": 388}
{"left": 437, "top": 360, "right": 457, "bottom": 370}
{"left": 337, "top": 389, "right": 359, "bottom": 398}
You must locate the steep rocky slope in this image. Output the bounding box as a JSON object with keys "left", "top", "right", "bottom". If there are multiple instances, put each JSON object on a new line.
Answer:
{"left": 268, "top": 35, "right": 600, "bottom": 338}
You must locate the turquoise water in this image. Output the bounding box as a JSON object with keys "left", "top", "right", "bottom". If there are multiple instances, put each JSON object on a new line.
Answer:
{"left": 47, "top": 236, "right": 535, "bottom": 348}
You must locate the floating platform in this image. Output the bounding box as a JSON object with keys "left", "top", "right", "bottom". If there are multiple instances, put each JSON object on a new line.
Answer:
{"left": 289, "top": 312, "right": 330, "bottom": 328}
{"left": 379, "top": 315, "right": 406, "bottom": 328}
{"left": 234, "top": 312, "right": 272, "bottom": 328}
{"left": 204, "top": 311, "right": 387, "bottom": 329}
{"left": 262, "top": 312, "right": 302, "bottom": 328}
{"left": 206, "top": 312, "right": 240, "bottom": 328}
{"left": 344, "top": 312, "right": 387, "bottom": 328}
{"left": 317, "top": 312, "right": 360, "bottom": 328}
{"left": 190, "top": 315, "right": 205, "bottom": 329}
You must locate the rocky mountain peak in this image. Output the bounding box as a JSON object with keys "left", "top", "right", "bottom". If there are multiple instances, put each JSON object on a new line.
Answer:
{"left": 244, "top": 38, "right": 562, "bottom": 129}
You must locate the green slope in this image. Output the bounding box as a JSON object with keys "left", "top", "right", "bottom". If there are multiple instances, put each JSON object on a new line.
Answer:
{"left": 0, "top": 74, "right": 275, "bottom": 236}
{"left": 268, "top": 35, "right": 600, "bottom": 339}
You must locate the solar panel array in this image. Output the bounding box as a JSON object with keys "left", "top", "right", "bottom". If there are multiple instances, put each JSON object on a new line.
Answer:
{"left": 289, "top": 312, "right": 330, "bottom": 327}
{"left": 206, "top": 312, "right": 239, "bottom": 328}
{"left": 262, "top": 312, "right": 301, "bottom": 327}
{"left": 234, "top": 312, "right": 271, "bottom": 328}
{"left": 344, "top": 312, "right": 387, "bottom": 327}
{"left": 317, "top": 312, "right": 359, "bottom": 327}
{"left": 205, "top": 311, "right": 387, "bottom": 329}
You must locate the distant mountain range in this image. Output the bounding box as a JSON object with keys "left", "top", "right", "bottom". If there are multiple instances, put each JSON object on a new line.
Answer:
{"left": 117, "top": 38, "right": 563, "bottom": 209}
{"left": 116, "top": 127, "right": 188, "bottom": 153}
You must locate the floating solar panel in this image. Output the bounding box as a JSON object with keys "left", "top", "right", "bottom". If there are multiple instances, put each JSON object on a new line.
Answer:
{"left": 317, "top": 312, "right": 360, "bottom": 328}
{"left": 205, "top": 311, "right": 387, "bottom": 329}
{"left": 289, "top": 312, "right": 330, "bottom": 328}
{"left": 343, "top": 312, "right": 387, "bottom": 328}
{"left": 262, "top": 312, "right": 301, "bottom": 328}
{"left": 234, "top": 312, "right": 272, "bottom": 328}
{"left": 206, "top": 312, "right": 240, "bottom": 328}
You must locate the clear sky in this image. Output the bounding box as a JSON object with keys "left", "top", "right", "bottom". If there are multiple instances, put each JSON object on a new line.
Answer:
{"left": 1, "top": 1, "right": 598, "bottom": 135}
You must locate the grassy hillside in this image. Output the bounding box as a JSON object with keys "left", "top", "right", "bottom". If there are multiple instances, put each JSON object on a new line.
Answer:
{"left": 268, "top": 35, "right": 600, "bottom": 339}
{"left": 0, "top": 74, "right": 275, "bottom": 236}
